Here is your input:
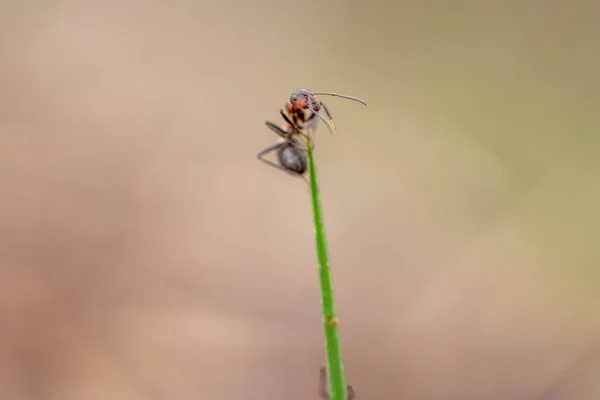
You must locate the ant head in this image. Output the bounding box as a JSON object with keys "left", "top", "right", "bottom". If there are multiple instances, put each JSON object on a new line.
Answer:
{"left": 289, "top": 89, "right": 311, "bottom": 110}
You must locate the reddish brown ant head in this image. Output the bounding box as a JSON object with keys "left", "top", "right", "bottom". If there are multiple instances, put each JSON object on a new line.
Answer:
{"left": 287, "top": 88, "right": 367, "bottom": 134}
{"left": 289, "top": 90, "right": 310, "bottom": 110}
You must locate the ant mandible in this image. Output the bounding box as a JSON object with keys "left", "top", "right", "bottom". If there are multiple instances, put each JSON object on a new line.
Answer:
{"left": 285, "top": 89, "right": 367, "bottom": 135}
{"left": 319, "top": 366, "right": 356, "bottom": 400}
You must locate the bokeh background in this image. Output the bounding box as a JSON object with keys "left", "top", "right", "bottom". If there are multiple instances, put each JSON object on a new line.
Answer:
{"left": 1, "top": 1, "right": 600, "bottom": 399}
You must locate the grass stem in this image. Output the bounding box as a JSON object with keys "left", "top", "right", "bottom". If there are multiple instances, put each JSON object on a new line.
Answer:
{"left": 306, "top": 137, "right": 347, "bottom": 400}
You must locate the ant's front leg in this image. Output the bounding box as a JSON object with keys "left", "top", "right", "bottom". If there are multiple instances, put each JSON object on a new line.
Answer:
{"left": 312, "top": 109, "right": 335, "bottom": 134}
{"left": 302, "top": 98, "right": 334, "bottom": 134}
{"left": 320, "top": 102, "right": 337, "bottom": 132}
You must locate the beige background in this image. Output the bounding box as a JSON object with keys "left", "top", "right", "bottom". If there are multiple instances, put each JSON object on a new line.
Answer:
{"left": 1, "top": 1, "right": 600, "bottom": 399}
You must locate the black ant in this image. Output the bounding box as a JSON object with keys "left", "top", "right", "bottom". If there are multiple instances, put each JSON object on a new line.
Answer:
{"left": 319, "top": 366, "right": 356, "bottom": 400}
{"left": 285, "top": 89, "right": 367, "bottom": 134}
{"left": 257, "top": 109, "right": 312, "bottom": 182}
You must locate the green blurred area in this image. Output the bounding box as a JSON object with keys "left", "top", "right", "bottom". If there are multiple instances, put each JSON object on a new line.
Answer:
{"left": 336, "top": 1, "right": 600, "bottom": 283}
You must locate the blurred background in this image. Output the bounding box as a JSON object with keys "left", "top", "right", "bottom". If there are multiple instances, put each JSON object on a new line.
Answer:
{"left": 1, "top": 1, "right": 600, "bottom": 399}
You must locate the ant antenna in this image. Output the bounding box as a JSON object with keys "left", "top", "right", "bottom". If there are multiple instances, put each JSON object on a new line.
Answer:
{"left": 311, "top": 92, "right": 368, "bottom": 106}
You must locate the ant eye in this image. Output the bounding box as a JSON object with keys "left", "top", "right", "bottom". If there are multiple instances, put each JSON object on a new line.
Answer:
{"left": 291, "top": 94, "right": 297, "bottom": 102}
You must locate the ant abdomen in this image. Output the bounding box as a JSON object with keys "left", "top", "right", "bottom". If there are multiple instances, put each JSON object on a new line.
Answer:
{"left": 278, "top": 144, "right": 307, "bottom": 175}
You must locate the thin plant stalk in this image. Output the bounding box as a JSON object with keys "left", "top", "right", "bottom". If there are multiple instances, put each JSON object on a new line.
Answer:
{"left": 306, "top": 136, "right": 347, "bottom": 400}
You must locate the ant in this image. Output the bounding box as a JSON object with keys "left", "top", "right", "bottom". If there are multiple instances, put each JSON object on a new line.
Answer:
{"left": 257, "top": 109, "right": 313, "bottom": 182}
{"left": 319, "top": 366, "right": 356, "bottom": 400}
{"left": 285, "top": 89, "right": 367, "bottom": 135}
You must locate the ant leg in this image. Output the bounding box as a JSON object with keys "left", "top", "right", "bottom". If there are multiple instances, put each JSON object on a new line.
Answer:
{"left": 265, "top": 121, "right": 289, "bottom": 140}
{"left": 302, "top": 112, "right": 319, "bottom": 140}
{"left": 347, "top": 385, "right": 356, "bottom": 400}
{"left": 304, "top": 111, "right": 318, "bottom": 126}
{"left": 296, "top": 126, "right": 315, "bottom": 146}
{"left": 289, "top": 139, "right": 314, "bottom": 152}
{"left": 257, "top": 141, "right": 290, "bottom": 174}
{"left": 319, "top": 366, "right": 330, "bottom": 400}
{"left": 257, "top": 141, "right": 310, "bottom": 187}
{"left": 300, "top": 133, "right": 315, "bottom": 148}
{"left": 306, "top": 95, "right": 334, "bottom": 134}
{"left": 279, "top": 109, "right": 301, "bottom": 131}
{"left": 312, "top": 110, "right": 335, "bottom": 134}
{"left": 278, "top": 109, "right": 310, "bottom": 144}
{"left": 300, "top": 173, "right": 310, "bottom": 187}
{"left": 275, "top": 109, "right": 314, "bottom": 151}
{"left": 318, "top": 366, "right": 356, "bottom": 400}
{"left": 321, "top": 102, "right": 338, "bottom": 132}
{"left": 265, "top": 120, "right": 312, "bottom": 151}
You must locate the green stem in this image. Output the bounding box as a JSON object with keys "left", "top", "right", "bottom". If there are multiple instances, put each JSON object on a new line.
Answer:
{"left": 306, "top": 137, "right": 347, "bottom": 400}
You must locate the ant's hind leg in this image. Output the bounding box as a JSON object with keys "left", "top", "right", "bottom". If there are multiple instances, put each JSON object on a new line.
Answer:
{"left": 257, "top": 142, "right": 289, "bottom": 174}
{"left": 318, "top": 366, "right": 356, "bottom": 400}
{"left": 300, "top": 173, "right": 310, "bottom": 190}
{"left": 258, "top": 142, "right": 310, "bottom": 188}
{"left": 347, "top": 385, "right": 356, "bottom": 400}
